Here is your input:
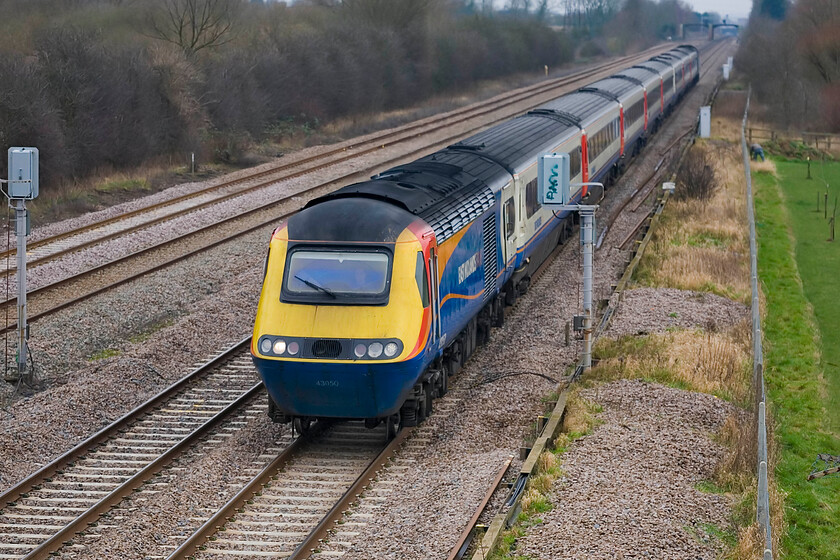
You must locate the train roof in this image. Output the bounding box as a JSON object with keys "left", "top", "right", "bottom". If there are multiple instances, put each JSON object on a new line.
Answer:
{"left": 537, "top": 91, "right": 615, "bottom": 126}
{"left": 449, "top": 114, "right": 577, "bottom": 172}
{"left": 612, "top": 67, "right": 661, "bottom": 88}
{"left": 581, "top": 77, "right": 643, "bottom": 102}
{"left": 307, "top": 158, "right": 502, "bottom": 243}
{"left": 674, "top": 44, "right": 699, "bottom": 56}
{"left": 290, "top": 196, "right": 419, "bottom": 243}
{"left": 633, "top": 59, "right": 674, "bottom": 76}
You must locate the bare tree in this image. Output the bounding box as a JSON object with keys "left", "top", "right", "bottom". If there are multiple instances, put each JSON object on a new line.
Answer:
{"left": 338, "top": 0, "right": 442, "bottom": 28}
{"left": 147, "top": 0, "right": 239, "bottom": 57}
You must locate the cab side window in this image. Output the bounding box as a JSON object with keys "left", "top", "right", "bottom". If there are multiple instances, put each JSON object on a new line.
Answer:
{"left": 415, "top": 251, "right": 430, "bottom": 307}
{"left": 525, "top": 178, "right": 539, "bottom": 218}
{"left": 504, "top": 198, "right": 516, "bottom": 239}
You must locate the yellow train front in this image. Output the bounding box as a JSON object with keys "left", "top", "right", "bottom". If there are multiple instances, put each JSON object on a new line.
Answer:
{"left": 251, "top": 158, "right": 510, "bottom": 435}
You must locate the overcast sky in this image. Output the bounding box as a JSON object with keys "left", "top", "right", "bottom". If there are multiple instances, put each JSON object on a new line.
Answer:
{"left": 687, "top": 0, "right": 752, "bottom": 20}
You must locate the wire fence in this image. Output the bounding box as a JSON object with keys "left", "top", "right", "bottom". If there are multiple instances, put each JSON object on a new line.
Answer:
{"left": 741, "top": 86, "right": 773, "bottom": 560}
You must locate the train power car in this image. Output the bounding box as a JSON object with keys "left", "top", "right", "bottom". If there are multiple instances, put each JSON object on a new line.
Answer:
{"left": 251, "top": 45, "right": 700, "bottom": 437}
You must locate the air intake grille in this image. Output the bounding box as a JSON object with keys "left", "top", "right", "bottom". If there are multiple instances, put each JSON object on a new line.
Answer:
{"left": 483, "top": 215, "right": 497, "bottom": 300}
{"left": 312, "top": 339, "right": 342, "bottom": 358}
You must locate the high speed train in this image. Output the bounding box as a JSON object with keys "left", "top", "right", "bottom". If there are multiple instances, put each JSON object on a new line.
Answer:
{"left": 251, "top": 44, "right": 700, "bottom": 437}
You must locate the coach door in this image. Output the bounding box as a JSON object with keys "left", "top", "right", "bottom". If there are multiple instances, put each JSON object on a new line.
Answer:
{"left": 429, "top": 249, "right": 442, "bottom": 347}
{"left": 501, "top": 182, "right": 516, "bottom": 269}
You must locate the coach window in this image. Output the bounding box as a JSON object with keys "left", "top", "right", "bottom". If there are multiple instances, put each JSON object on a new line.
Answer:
{"left": 504, "top": 198, "right": 515, "bottom": 239}
{"left": 569, "top": 147, "right": 582, "bottom": 178}
{"left": 526, "top": 178, "right": 539, "bottom": 218}
{"left": 415, "top": 251, "right": 430, "bottom": 308}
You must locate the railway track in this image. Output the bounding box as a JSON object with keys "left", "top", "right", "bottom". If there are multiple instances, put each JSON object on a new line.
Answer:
{"left": 0, "top": 47, "right": 680, "bottom": 336}
{"left": 0, "top": 338, "right": 274, "bottom": 559}
{"left": 169, "top": 422, "right": 408, "bottom": 560}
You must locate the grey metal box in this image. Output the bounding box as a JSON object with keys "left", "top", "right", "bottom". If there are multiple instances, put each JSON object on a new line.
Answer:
{"left": 8, "top": 147, "right": 39, "bottom": 199}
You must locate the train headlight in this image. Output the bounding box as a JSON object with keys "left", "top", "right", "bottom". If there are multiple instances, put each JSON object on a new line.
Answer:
{"left": 368, "top": 342, "right": 383, "bottom": 358}
{"left": 287, "top": 341, "right": 300, "bottom": 355}
{"left": 259, "top": 338, "right": 272, "bottom": 354}
{"left": 273, "top": 339, "right": 287, "bottom": 355}
{"left": 354, "top": 343, "right": 367, "bottom": 358}
{"left": 384, "top": 342, "right": 399, "bottom": 357}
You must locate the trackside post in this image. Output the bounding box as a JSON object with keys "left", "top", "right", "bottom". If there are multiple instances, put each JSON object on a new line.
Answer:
{"left": 3, "top": 147, "right": 39, "bottom": 382}
{"left": 538, "top": 153, "right": 601, "bottom": 371}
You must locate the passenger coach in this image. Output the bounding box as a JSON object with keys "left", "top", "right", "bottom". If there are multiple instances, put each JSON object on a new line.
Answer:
{"left": 251, "top": 45, "right": 700, "bottom": 437}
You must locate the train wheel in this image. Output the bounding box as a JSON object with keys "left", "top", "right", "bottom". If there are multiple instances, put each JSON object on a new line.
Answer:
{"left": 386, "top": 413, "right": 399, "bottom": 440}
{"left": 293, "top": 417, "right": 312, "bottom": 437}
{"left": 424, "top": 383, "right": 434, "bottom": 417}
{"left": 401, "top": 400, "right": 419, "bottom": 427}
{"left": 438, "top": 367, "right": 448, "bottom": 397}
{"left": 493, "top": 299, "right": 505, "bottom": 328}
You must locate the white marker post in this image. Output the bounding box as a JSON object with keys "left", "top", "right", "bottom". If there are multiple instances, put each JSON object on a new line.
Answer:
{"left": 4, "top": 147, "right": 39, "bottom": 382}
{"left": 538, "top": 153, "right": 602, "bottom": 371}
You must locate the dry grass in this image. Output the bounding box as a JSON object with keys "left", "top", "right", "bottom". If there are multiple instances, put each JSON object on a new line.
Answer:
{"left": 639, "top": 141, "right": 751, "bottom": 303}
{"left": 749, "top": 159, "right": 777, "bottom": 176}
{"left": 593, "top": 325, "right": 753, "bottom": 406}
{"left": 559, "top": 389, "right": 601, "bottom": 437}
{"left": 632, "top": 114, "right": 787, "bottom": 558}
{"left": 714, "top": 413, "right": 756, "bottom": 491}
{"left": 537, "top": 449, "right": 558, "bottom": 474}
{"left": 713, "top": 90, "right": 749, "bottom": 120}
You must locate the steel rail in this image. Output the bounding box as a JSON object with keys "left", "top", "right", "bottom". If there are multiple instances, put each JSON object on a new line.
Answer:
{"left": 0, "top": 337, "right": 265, "bottom": 559}
{"left": 167, "top": 426, "right": 412, "bottom": 560}
{"left": 0, "top": 47, "right": 668, "bottom": 276}
{"left": 447, "top": 456, "right": 513, "bottom": 560}
{"left": 0, "top": 336, "right": 251, "bottom": 508}
{"left": 20, "top": 383, "right": 264, "bottom": 560}
{"left": 287, "top": 427, "right": 413, "bottom": 560}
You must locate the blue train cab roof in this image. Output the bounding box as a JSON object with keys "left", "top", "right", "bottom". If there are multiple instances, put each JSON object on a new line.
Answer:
{"left": 291, "top": 196, "right": 418, "bottom": 243}
{"left": 306, "top": 158, "right": 502, "bottom": 243}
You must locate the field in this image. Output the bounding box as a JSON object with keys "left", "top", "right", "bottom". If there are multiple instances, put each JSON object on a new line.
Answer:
{"left": 752, "top": 158, "right": 840, "bottom": 558}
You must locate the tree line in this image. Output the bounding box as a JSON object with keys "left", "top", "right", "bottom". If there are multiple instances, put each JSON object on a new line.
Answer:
{"left": 738, "top": 0, "right": 840, "bottom": 132}
{"left": 0, "top": 0, "right": 698, "bottom": 193}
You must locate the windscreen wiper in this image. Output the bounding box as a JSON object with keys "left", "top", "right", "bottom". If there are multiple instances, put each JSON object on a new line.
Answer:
{"left": 294, "top": 274, "right": 337, "bottom": 298}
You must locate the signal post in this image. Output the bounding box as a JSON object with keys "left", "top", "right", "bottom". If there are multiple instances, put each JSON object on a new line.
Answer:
{"left": 538, "top": 153, "right": 601, "bottom": 372}
{"left": 3, "top": 147, "right": 39, "bottom": 382}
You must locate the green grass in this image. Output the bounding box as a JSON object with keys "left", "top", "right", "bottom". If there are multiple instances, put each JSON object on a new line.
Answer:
{"left": 772, "top": 160, "right": 840, "bottom": 423}
{"left": 89, "top": 348, "right": 121, "bottom": 361}
{"left": 753, "top": 162, "right": 840, "bottom": 559}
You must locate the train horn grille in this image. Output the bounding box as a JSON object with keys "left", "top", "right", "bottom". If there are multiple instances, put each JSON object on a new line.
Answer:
{"left": 312, "top": 339, "right": 342, "bottom": 358}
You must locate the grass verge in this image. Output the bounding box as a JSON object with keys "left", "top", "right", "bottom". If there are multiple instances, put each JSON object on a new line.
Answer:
{"left": 636, "top": 141, "right": 750, "bottom": 304}
{"left": 753, "top": 163, "right": 840, "bottom": 559}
